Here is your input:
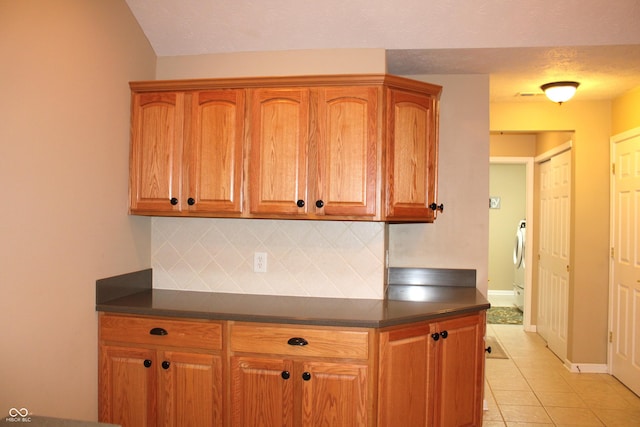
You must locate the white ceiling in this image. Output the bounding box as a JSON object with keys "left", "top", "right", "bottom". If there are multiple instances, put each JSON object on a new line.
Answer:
{"left": 125, "top": 0, "right": 640, "bottom": 102}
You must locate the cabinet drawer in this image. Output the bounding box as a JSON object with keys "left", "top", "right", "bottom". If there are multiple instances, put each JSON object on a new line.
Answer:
{"left": 230, "top": 322, "right": 369, "bottom": 360}
{"left": 99, "top": 314, "right": 222, "bottom": 351}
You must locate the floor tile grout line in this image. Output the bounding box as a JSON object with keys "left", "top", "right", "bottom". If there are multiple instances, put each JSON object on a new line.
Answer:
{"left": 489, "top": 324, "right": 625, "bottom": 426}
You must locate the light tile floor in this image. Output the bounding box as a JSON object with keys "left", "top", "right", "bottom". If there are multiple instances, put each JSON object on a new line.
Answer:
{"left": 484, "top": 324, "right": 640, "bottom": 426}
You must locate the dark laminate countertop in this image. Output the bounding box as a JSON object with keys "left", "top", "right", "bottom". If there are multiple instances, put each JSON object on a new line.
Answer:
{"left": 96, "top": 270, "right": 489, "bottom": 328}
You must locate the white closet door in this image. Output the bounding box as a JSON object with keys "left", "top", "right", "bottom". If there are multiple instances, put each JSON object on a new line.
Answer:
{"left": 611, "top": 130, "right": 640, "bottom": 396}
{"left": 537, "top": 149, "right": 571, "bottom": 363}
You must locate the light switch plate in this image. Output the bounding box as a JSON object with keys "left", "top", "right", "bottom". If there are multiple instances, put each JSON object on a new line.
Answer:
{"left": 489, "top": 197, "right": 501, "bottom": 209}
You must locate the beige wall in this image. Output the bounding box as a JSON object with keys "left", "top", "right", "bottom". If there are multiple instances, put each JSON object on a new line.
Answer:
{"left": 156, "top": 48, "right": 387, "bottom": 79}
{"left": 490, "top": 133, "right": 537, "bottom": 157}
{"left": 612, "top": 86, "right": 640, "bottom": 135}
{"left": 0, "top": 0, "right": 154, "bottom": 421}
{"left": 491, "top": 101, "right": 611, "bottom": 364}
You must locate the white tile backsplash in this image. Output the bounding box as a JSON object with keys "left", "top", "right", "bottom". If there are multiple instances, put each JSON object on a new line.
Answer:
{"left": 151, "top": 217, "right": 385, "bottom": 299}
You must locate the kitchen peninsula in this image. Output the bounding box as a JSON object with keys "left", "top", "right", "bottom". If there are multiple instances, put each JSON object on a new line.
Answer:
{"left": 96, "top": 269, "right": 489, "bottom": 426}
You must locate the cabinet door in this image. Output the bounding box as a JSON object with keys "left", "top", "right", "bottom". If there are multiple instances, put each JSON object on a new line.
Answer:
{"left": 385, "top": 88, "right": 438, "bottom": 221}
{"left": 130, "top": 92, "right": 185, "bottom": 213}
{"left": 249, "top": 88, "right": 309, "bottom": 215}
{"left": 315, "top": 87, "right": 380, "bottom": 217}
{"left": 186, "top": 90, "right": 245, "bottom": 214}
{"left": 301, "top": 361, "right": 368, "bottom": 427}
{"left": 231, "top": 356, "right": 295, "bottom": 427}
{"left": 432, "top": 313, "right": 485, "bottom": 427}
{"left": 99, "top": 345, "right": 157, "bottom": 427}
{"left": 377, "top": 323, "right": 433, "bottom": 427}
{"left": 159, "top": 351, "right": 223, "bottom": 427}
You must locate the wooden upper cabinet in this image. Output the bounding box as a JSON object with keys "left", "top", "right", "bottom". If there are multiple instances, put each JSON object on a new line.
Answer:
{"left": 129, "top": 88, "right": 245, "bottom": 215}
{"left": 316, "top": 87, "right": 380, "bottom": 217}
{"left": 249, "top": 88, "right": 309, "bottom": 215}
{"left": 248, "top": 86, "right": 380, "bottom": 218}
{"left": 129, "top": 91, "right": 184, "bottom": 213}
{"left": 128, "top": 75, "right": 441, "bottom": 222}
{"left": 385, "top": 87, "right": 439, "bottom": 222}
{"left": 186, "top": 90, "right": 244, "bottom": 214}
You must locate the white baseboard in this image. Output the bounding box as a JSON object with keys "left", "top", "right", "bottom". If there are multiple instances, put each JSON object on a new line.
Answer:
{"left": 564, "top": 362, "right": 609, "bottom": 373}
{"left": 488, "top": 290, "right": 516, "bottom": 296}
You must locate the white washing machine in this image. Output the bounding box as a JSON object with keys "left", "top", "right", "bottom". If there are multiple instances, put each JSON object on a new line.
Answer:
{"left": 513, "top": 219, "right": 526, "bottom": 311}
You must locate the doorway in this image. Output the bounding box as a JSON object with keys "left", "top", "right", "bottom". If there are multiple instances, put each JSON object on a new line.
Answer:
{"left": 489, "top": 157, "right": 534, "bottom": 330}
{"left": 489, "top": 131, "right": 574, "bottom": 333}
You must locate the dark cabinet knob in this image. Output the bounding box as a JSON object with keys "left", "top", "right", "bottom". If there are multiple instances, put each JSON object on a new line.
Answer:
{"left": 429, "top": 203, "right": 444, "bottom": 212}
{"left": 431, "top": 333, "right": 440, "bottom": 341}
{"left": 485, "top": 346, "right": 492, "bottom": 354}
{"left": 315, "top": 200, "right": 324, "bottom": 208}
{"left": 162, "top": 361, "right": 170, "bottom": 370}
{"left": 281, "top": 371, "right": 290, "bottom": 380}
{"left": 143, "top": 359, "right": 152, "bottom": 368}
{"left": 287, "top": 337, "right": 309, "bottom": 346}
{"left": 440, "top": 330, "right": 448, "bottom": 339}
{"left": 170, "top": 197, "right": 178, "bottom": 206}
{"left": 149, "top": 327, "right": 168, "bottom": 336}
{"left": 297, "top": 200, "right": 305, "bottom": 208}
{"left": 302, "top": 372, "right": 311, "bottom": 381}
{"left": 187, "top": 197, "right": 195, "bottom": 206}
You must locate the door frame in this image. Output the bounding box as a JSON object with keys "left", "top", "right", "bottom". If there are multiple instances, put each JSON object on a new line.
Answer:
{"left": 608, "top": 125, "right": 640, "bottom": 376}
{"left": 489, "top": 156, "right": 534, "bottom": 331}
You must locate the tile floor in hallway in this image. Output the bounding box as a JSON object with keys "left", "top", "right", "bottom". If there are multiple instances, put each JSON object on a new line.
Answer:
{"left": 484, "top": 324, "right": 640, "bottom": 426}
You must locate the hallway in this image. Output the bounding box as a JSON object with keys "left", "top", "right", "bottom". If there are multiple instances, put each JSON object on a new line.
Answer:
{"left": 484, "top": 324, "right": 640, "bottom": 426}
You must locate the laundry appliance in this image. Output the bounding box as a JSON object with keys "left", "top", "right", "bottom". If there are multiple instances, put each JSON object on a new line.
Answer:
{"left": 513, "top": 219, "right": 526, "bottom": 311}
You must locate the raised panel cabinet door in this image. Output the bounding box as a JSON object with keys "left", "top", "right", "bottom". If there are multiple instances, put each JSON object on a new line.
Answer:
{"left": 159, "top": 351, "right": 223, "bottom": 427}
{"left": 230, "top": 356, "right": 295, "bottom": 427}
{"left": 377, "top": 323, "right": 434, "bottom": 427}
{"left": 301, "top": 361, "right": 369, "bottom": 427}
{"left": 249, "top": 88, "right": 309, "bottom": 215}
{"left": 130, "top": 91, "right": 185, "bottom": 213}
{"left": 186, "top": 90, "right": 245, "bottom": 214}
{"left": 98, "top": 345, "right": 157, "bottom": 427}
{"left": 315, "top": 87, "right": 380, "bottom": 217}
{"left": 385, "top": 88, "right": 438, "bottom": 221}
{"left": 432, "top": 313, "right": 485, "bottom": 427}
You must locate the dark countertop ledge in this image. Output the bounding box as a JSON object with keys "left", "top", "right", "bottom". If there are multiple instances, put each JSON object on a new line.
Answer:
{"left": 96, "top": 287, "right": 490, "bottom": 329}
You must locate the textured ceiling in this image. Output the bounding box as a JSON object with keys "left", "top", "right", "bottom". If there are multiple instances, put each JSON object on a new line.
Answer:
{"left": 125, "top": 0, "right": 640, "bottom": 102}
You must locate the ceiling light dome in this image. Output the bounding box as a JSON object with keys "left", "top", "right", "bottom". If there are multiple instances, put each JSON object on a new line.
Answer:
{"left": 540, "top": 81, "right": 580, "bottom": 104}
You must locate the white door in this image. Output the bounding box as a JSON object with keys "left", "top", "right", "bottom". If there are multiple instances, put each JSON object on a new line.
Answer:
{"left": 610, "top": 129, "right": 640, "bottom": 395}
{"left": 537, "top": 149, "right": 571, "bottom": 362}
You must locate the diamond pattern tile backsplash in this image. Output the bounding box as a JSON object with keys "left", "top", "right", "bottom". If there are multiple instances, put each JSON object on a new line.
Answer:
{"left": 152, "top": 217, "right": 385, "bottom": 299}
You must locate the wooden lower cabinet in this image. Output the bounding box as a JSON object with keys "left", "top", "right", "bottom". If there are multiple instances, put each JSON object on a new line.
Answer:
{"left": 378, "top": 311, "right": 486, "bottom": 427}
{"left": 99, "top": 311, "right": 485, "bottom": 427}
{"left": 228, "top": 322, "right": 372, "bottom": 426}
{"left": 98, "top": 314, "right": 223, "bottom": 427}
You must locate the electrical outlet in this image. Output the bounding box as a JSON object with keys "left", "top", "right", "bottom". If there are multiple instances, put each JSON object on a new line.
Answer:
{"left": 254, "top": 252, "right": 267, "bottom": 273}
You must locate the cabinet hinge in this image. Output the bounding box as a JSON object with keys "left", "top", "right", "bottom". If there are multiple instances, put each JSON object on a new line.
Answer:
{"left": 611, "top": 247, "right": 615, "bottom": 258}
{"left": 612, "top": 163, "right": 616, "bottom": 175}
{"left": 609, "top": 331, "right": 613, "bottom": 343}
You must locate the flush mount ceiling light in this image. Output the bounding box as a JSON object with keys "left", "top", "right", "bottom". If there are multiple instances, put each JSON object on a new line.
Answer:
{"left": 540, "top": 81, "right": 580, "bottom": 104}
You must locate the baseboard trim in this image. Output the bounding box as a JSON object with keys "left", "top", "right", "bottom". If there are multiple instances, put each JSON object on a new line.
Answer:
{"left": 564, "top": 362, "right": 609, "bottom": 374}
{"left": 488, "top": 290, "right": 515, "bottom": 296}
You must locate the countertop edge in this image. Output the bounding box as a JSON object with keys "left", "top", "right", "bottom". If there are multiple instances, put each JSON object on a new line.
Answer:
{"left": 96, "top": 288, "right": 490, "bottom": 329}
